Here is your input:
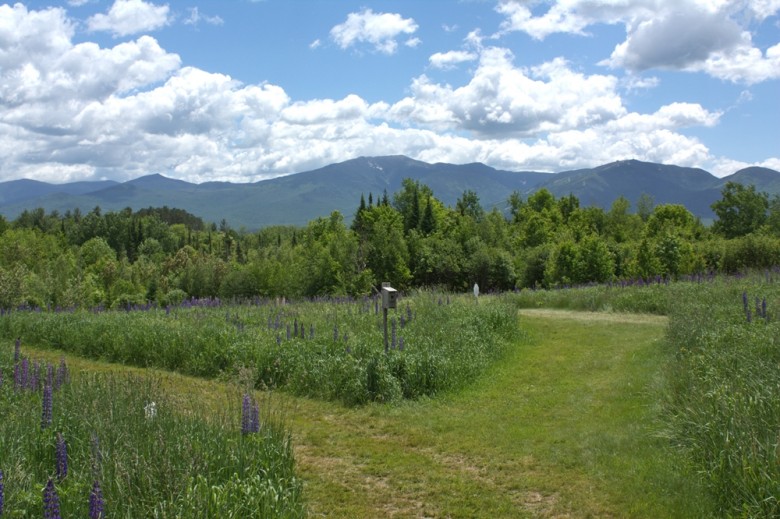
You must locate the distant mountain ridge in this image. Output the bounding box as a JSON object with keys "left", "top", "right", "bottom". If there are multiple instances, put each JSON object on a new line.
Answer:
{"left": 0, "top": 156, "right": 778, "bottom": 229}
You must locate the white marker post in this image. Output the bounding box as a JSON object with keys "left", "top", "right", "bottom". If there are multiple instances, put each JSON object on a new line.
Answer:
{"left": 473, "top": 282, "right": 479, "bottom": 302}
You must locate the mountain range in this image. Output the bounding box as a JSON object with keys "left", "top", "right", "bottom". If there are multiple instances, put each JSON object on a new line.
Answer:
{"left": 1, "top": 156, "right": 778, "bottom": 229}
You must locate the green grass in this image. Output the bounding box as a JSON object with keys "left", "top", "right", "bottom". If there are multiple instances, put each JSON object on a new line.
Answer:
{"left": 662, "top": 277, "right": 780, "bottom": 516}
{"left": 0, "top": 293, "right": 521, "bottom": 406}
{"left": 285, "top": 309, "right": 712, "bottom": 517}
{"left": 9, "top": 308, "right": 713, "bottom": 517}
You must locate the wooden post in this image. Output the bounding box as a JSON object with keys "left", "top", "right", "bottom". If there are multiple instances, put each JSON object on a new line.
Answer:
{"left": 383, "top": 307, "right": 389, "bottom": 353}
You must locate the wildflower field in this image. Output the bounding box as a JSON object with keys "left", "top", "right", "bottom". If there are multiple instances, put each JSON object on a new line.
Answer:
{"left": 2, "top": 277, "right": 780, "bottom": 516}
{"left": 0, "top": 293, "right": 520, "bottom": 516}
{"left": 0, "top": 345, "right": 303, "bottom": 517}
{"left": 0, "top": 293, "right": 520, "bottom": 406}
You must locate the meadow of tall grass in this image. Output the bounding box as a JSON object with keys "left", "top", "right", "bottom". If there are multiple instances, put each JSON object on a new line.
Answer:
{"left": 7, "top": 274, "right": 778, "bottom": 516}
{"left": 662, "top": 275, "right": 780, "bottom": 516}
{"left": 511, "top": 271, "right": 780, "bottom": 517}
{"left": 0, "top": 344, "right": 304, "bottom": 517}
{"left": 0, "top": 293, "right": 521, "bottom": 406}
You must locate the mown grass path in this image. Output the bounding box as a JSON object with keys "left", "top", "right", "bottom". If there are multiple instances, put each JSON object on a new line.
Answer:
{"left": 284, "top": 309, "right": 711, "bottom": 518}
{"left": 23, "top": 310, "right": 713, "bottom": 517}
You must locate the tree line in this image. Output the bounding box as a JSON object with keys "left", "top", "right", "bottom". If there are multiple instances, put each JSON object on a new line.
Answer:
{"left": 0, "top": 179, "right": 777, "bottom": 309}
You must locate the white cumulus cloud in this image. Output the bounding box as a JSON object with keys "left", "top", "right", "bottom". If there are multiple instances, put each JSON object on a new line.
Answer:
{"left": 0, "top": 4, "right": 773, "bottom": 185}
{"left": 498, "top": 0, "right": 780, "bottom": 84}
{"left": 330, "top": 9, "right": 419, "bottom": 54}
{"left": 429, "top": 50, "right": 478, "bottom": 69}
{"left": 388, "top": 48, "right": 626, "bottom": 136}
{"left": 87, "top": 0, "right": 171, "bottom": 37}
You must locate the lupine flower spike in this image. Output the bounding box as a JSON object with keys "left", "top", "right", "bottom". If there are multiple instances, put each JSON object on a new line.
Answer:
{"left": 89, "top": 480, "right": 105, "bottom": 519}
{"left": 43, "top": 479, "right": 61, "bottom": 519}
{"left": 0, "top": 469, "right": 4, "bottom": 516}
{"left": 56, "top": 433, "right": 68, "bottom": 480}
{"left": 241, "top": 393, "right": 252, "bottom": 435}
{"left": 42, "top": 385, "right": 53, "bottom": 429}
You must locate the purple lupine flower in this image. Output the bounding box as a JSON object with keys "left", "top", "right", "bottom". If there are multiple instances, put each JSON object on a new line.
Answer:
{"left": 406, "top": 304, "right": 412, "bottom": 322}
{"left": 43, "top": 479, "right": 61, "bottom": 519}
{"left": 0, "top": 469, "right": 4, "bottom": 516}
{"left": 0, "top": 368, "right": 3, "bottom": 388}
{"left": 89, "top": 480, "right": 105, "bottom": 519}
{"left": 747, "top": 308, "right": 752, "bottom": 323}
{"left": 762, "top": 297, "right": 768, "bottom": 319}
{"left": 31, "top": 361, "right": 40, "bottom": 391}
{"left": 399, "top": 337, "right": 405, "bottom": 351}
{"left": 56, "top": 433, "right": 67, "bottom": 480}
{"left": 333, "top": 324, "right": 338, "bottom": 342}
{"left": 56, "top": 358, "right": 68, "bottom": 389}
{"left": 286, "top": 324, "right": 291, "bottom": 341}
{"left": 276, "top": 334, "right": 282, "bottom": 346}
{"left": 42, "top": 384, "right": 53, "bottom": 429}
{"left": 293, "top": 318, "right": 298, "bottom": 337}
{"left": 309, "top": 324, "right": 314, "bottom": 339}
{"left": 241, "top": 393, "right": 252, "bottom": 435}
{"left": 14, "top": 337, "right": 20, "bottom": 363}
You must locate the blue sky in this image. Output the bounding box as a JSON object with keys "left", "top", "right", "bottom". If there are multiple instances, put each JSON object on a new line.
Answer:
{"left": 1, "top": 0, "right": 778, "bottom": 184}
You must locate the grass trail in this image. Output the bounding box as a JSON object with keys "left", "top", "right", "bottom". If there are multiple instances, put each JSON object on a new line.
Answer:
{"left": 22, "top": 310, "right": 713, "bottom": 517}
{"left": 282, "top": 309, "right": 711, "bottom": 517}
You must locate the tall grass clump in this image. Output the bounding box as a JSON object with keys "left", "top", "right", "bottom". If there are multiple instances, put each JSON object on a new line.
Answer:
{"left": 663, "top": 273, "right": 780, "bottom": 516}
{"left": 0, "top": 344, "right": 304, "bottom": 517}
{"left": 508, "top": 280, "right": 674, "bottom": 314}
{"left": 0, "top": 293, "right": 522, "bottom": 406}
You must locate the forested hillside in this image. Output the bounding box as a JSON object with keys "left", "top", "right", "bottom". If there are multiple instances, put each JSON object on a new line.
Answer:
{"left": 0, "top": 179, "right": 777, "bottom": 309}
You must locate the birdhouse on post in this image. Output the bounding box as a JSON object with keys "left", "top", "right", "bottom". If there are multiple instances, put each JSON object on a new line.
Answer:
{"left": 381, "top": 283, "right": 398, "bottom": 309}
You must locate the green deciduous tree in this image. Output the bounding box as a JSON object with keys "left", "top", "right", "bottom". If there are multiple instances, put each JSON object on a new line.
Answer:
{"left": 362, "top": 205, "right": 411, "bottom": 288}
{"left": 711, "top": 181, "right": 768, "bottom": 238}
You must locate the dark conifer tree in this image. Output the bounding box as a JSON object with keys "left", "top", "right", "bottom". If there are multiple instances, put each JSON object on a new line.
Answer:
{"left": 420, "top": 196, "right": 435, "bottom": 235}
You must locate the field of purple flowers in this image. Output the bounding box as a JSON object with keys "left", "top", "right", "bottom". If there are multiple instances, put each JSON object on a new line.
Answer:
{"left": 0, "top": 340, "right": 303, "bottom": 517}
{"left": 0, "top": 292, "right": 521, "bottom": 406}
